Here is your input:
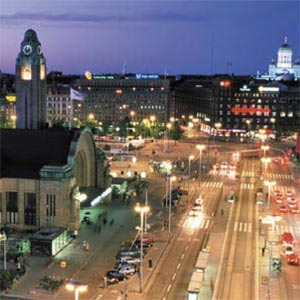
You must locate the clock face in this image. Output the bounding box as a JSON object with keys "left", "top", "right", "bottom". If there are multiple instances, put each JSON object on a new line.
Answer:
{"left": 37, "top": 45, "right": 41, "bottom": 55}
{"left": 23, "top": 44, "right": 32, "bottom": 55}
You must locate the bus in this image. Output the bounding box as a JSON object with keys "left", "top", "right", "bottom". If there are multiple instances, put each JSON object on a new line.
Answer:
{"left": 187, "top": 271, "right": 204, "bottom": 300}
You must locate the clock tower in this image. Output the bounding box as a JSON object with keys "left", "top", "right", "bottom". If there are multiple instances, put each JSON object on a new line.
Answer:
{"left": 16, "top": 29, "right": 47, "bottom": 129}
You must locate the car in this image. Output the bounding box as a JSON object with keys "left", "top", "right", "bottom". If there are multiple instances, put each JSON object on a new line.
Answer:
{"left": 133, "top": 240, "right": 153, "bottom": 248}
{"left": 288, "top": 202, "right": 297, "bottom": 209}
{"left": 193, "top": 204, "right": 202, "bottom": 211}
{"left": 227, "top": 191, "right": 236, "bottom": 203}
{"left": 116, "top": 249, "right": 142, "bottom": 258}
{"left": 285, "top": 191, "right": 293, "bottom": 197}
{"left": 273, "top": 190, "right": 282, "bottom": 197}
{"left": 287, "top": 197, "right": 297, "bottom": 204}
{"left": 136, "top": 237, "right": 155, "bottom": 244}
{"left": 195, "top": 197, "right": 204, "bottom": 205}
{"left": 281, "top": 232, "right": 294, "bottom": 245}
{"left": 220, "top": 161, "right": 228, "bottom": 169}
{"left": 285, "top": 245, "right": 294, "bottom": 256}
{"left": 117, "top": 255, "right": 141, "bottom": 264}
{"left": 279, "top": 205, "right": 288, "bottom": 213}
{"left": 118, "top": 264, "right": 136, "bottom": 275}
{"left": 106, "top": 270, "right": 128, "bottom": 284}
{"left": 189, "top": 207, "right": 201, "bottom": 217}
{"left": 291, "top": 207, "right": 300, "bottom": 214}
{"left": 287, "top": 253, "right": 300, "bottom": 265}
{"left": 275, "top": 197, "right": 283, "bottom": 204}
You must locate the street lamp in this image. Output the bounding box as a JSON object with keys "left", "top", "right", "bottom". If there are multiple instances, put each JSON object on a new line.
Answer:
{"left": 66, "top": 279, "right": 87, "bottom": 300}
{"left": 169, "top": 176, "right": 177, "bottom": 233}
{"left": 188, "top": 155, "right": 195, "bottom": 190}
{"left": 261, "top": 145, "right": 270, "bottom": 158}
{"left": 261, "top": 157, "right": 271, "bottom": 177}
{"left": 196, "top": 144, "right": 205, "bottom": 186}
{"left": 214, "top": 122, "right": 222, "bottom": 143}
{"left": 262, "top": 215, "right": 281, "bottom": 300}
{"left": 0, "top": 232, "right": 7, "bottom": 270}
{"left": 134, "top": 203, "right": 150, "bottom": 293}
{"left": 264, "top": 180, "right": 276, "bottom": 209}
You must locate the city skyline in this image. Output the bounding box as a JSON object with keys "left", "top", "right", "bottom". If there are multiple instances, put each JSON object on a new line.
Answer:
{"left": 0, "top": 0, "right": 299, "bottom": 76}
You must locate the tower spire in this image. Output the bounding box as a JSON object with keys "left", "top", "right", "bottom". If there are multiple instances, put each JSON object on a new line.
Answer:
{"left": 284, "top": 36, "right": 288, "bottom": 44}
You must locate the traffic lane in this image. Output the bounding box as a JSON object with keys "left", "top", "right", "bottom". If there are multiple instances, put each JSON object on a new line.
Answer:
{"left": 166, "top": 230, "right": 205, "bottom": 300}
{"left": 144, "top": 223, "right": 200, "bottom": 300}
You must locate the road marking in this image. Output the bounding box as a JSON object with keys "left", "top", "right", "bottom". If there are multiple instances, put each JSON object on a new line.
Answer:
{"left": 234, "top": 222, "right": 238, "bottom": 231}
{"left": 239, "top": 222, "right": 243, "bottom": 231}
{"left": 167, "top": 284, "right": 172, "bottom": 292}
{"left": 163, "top": 297, "right": 167, "bottom": 300}
{"left": 181, "top": 253, "right": 185, "bottom": 259}
{"left": 177, "top": 263, "right": 181, "bottom": 269}
{"left": 205, "top": 220, "right": 210, "bottom": 229}
{"left": 172, "top": 273, "right": 176, "bottom": 280}
{"left": 248, "top": 223, "right": 252, "bottom": 233}
{"left": 185, "top": 245, "right": 189, "bottom": 251}
{"left": 244, "top": 223, "right": 248, "bottom": 232}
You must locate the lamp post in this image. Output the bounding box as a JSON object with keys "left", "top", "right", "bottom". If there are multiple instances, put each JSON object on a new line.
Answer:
{"left": 188, "top": 155, "right": 195, "bottom": 190}
{"left": 196, "top": 144, "right": 205, "bottom": 186}
{"left": 169, "top": 176, "right": 177, "bottom": 233}
{"left": 261, "top": 145, "right": 270, "bottom": 158}
{"left": 264, "top": 180, "right": 276, "bottom": 209}
{"left": 262, "top": 215, "right": 281, "bottom": 300}
{"left": 134, "top": 203, "right": 150, "bottom": 293}
{"left": 66, "top": 279, "right": 87, "bottom": 300}
{"left": 214, "top": 122, "right": 222, "bottom": 143}
{"left": 261, "top": 157, "right": 271, "bottom": 177}
{"left": 0, "top": 232, "right": 7, "bottom": 270}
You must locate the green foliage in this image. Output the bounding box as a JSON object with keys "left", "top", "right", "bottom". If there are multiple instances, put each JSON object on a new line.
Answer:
{"left": 0, "top": 269, "right": 13, "bottom": 291}
{"left": 128, "top": 143, "right": 135, "bottom": 151}
{"left": 169, "top": 121, "right": 184, "bottom": 144}
{"left": 103, "top": 144, "right": 111, "bottom": 151}
{"left": 39, "top": 276, "right": 64, "bottom": 292}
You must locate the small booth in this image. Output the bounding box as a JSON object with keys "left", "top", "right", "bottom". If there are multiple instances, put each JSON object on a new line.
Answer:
{"left": 29, "top": 227, "right": 70, "bottom": 256}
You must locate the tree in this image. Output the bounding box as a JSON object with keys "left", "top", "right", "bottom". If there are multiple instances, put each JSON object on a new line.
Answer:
{"left": 0, "top": 270, "right": 13, "bottom": 291}
{"left": 169, "top": 121, "right": 184, "bottom": 145}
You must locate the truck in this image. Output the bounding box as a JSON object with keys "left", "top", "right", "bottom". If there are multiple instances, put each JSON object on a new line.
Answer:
{"left": 187, "top": 271, "right": 204, "bottom": 300}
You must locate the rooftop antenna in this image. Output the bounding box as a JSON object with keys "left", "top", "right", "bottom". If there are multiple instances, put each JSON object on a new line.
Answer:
{"left": 122, "top": 60, "right": 127, "bottom": 75}
{"left": 284, "top": 36, "right": 288, "bottom": 43}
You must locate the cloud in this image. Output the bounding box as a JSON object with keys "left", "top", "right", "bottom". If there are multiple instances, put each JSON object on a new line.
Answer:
{"left": 0, "top": 11, "right": 205, "bottom": 24}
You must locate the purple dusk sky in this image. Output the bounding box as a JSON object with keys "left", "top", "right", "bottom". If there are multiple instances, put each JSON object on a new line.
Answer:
{"left": 0, "top": 0, "right": 299, "bottom": 76}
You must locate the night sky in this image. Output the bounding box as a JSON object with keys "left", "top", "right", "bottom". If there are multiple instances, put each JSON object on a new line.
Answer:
{"left": 0, "top": 0, "right": 299, "bottom": 75}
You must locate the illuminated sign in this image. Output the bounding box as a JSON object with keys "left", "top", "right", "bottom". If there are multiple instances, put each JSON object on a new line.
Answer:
{"left": 93, "top": 75, "right": 114, "bottom": 80}
{"left": 136, "top": 74, "right": 159, "bottom": 79}
{"left": 258, "top": 86, "right": 279, "bottom": 92}
{"left": 6, "top": 95, "right": 16, "bottom": 102}
{"left": 21, "top": 65, "right": 31, "bottom": 80}
{"left": 231, "top": 107, "right": 271, "bottom": 114}
{"left": 240, "top": 85, "right": 251, "bottom": 92}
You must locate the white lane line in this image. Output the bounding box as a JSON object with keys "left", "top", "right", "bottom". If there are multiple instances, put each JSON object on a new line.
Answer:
{"left": 234, "top": 222, "right": 238, "bottom": 231}
{"left": 248, "top": 223, "right": 252, "bottom": 233}
{"left": 185, "top": 245, "right": 189, "bottom": 251}
{"left": 243, "top": 223, "right": 248, "bottom": 232}
{"left": 205, "top": 220, "right": 210, "bottom": 229}
{"left": 239, "top": 222, "right": 243, "bottom": 232}
{"left": 181, "top": 253, "right": 185, "bottom": 259}
{"left": 177, "top": 263, "right": 181, "bottom": 269}
{"left": 162, "top": 297, "right": 166, "bottom": 300}
{"left": 172, "top": 273, "right": 176, "bottom": 280}
{"left": 167, "top": 284, "right": 172, "bottom": 293}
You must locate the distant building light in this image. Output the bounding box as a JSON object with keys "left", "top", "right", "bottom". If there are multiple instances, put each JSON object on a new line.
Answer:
{"left": 240, "top": 85, "right": 251, "bottom": 92}
{"left": 258, "top": 86, "right": 280, "bottom": 92}
{"left": 116, "top": 89, "right": 123, "bottom": 94}
{"left": 85, "top": 71, "right": 92, "bottom": 80}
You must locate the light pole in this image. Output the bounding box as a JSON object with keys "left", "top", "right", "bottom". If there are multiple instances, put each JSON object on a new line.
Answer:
{"left": 169, "top": 176, "right": 177, "bottom": 234}
{"left": 261, "top": 157, "right": 271, "bottom": 178}
{"left": 264, "top": 180, "right": 276, "bottom": 209}
{"left": 0, "top": 232, "right": 7, "bottom": 270}
{"left": 196, "top": 144, "right": 205, "bottom": 186}
{"left": 188, "top": 155, "right": 195, "bottom": 190}
{"left": 261, "top": 145, "right": 270, "bottom": 158}
{"left": 134, "top": 203, "right": 150, "bottom": 293}
{"left": 262, "top": 215, "right": 281, "bottom": 300}
{"left": 66, "top": 279, "right": 87, "bottom": 300}
{"left": 214, "top": 122, "right": 222, "bottom": 143}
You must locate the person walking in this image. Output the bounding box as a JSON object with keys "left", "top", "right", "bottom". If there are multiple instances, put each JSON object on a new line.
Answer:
{"left": 97, "top": 225, "right": 102, "bottom": 234}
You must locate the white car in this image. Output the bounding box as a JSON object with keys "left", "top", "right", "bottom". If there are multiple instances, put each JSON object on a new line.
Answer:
{"left": 285, "top": 191, "right": 293, "bottom": 197}
{"left": 118, "top": 256, "right": 141, "bottom": 264}
{"left": 195, "top": 197, "right": 204, "bottom": 205}
{"left": 118, "top": 264, "right": 136, "bottom": 275}
{"left": 189, "top": 207, "right": 201, "bottom": 217}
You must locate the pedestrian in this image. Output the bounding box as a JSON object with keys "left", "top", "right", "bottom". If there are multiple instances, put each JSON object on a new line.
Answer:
{"left": 16, "top": 262, "right": 21, "bottom": 272}
{"left": 85, "top": 242, "right": 90, "bottom": 251}
{"left": 97, "top": 225, "right": 102, "bottom": 234}
{"left": 110, "top": 218, "right": 114, "bottom": 226}
{"left": 103, "top": 218, "right": 107, "bottom": 225}
{"left": 103, "top": 276, "right": 107, "bottom": 288}
{"left": 262, "top": 247, "right": 265, "bottom": 256}
{"left": 210, "top": 278, "right": 214, "bottom": 293}
{"left": 221, "top": 209, "right": 224, "bottom": 216}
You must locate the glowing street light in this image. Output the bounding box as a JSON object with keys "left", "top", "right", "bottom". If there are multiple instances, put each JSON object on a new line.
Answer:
{"left": 196, "top": 144, "right": 205, "bottom": 186}
{"left": 261, "top": 145, "right": 270, "bottom": 157}
{"left": 264, "top": 180, "right": 276, "bottom": 209}
{"left": 134, "top": 203, "right": 150, "bottom": 293}
{"left": 261, "top": 157, "right": 271, "bottom": 176}
{"left": 214, "top": 122, "right": 222, "bottom": 143}
{"left": 66, "top": 279, "right": 87, "bottom": 300}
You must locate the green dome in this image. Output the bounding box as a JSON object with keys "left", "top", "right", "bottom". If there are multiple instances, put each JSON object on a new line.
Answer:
{"left": 279, "top": 43, "right": 292, "bottom": 51}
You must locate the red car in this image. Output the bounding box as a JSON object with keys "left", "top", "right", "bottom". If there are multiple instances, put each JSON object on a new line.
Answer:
{"left": 279, "top": 205, "right": 288, "bottom": 213}
{"left": 281, "top": 232, "right": 294, "bottom": 245}
{"left": 287, "top": 253, "right": 300, "bottom": 265}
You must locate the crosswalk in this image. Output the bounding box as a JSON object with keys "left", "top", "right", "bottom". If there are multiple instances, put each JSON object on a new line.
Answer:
{"left": 183, "top": 218, "right": 211, "bottom": 229}
{"left": 241, "top": 171, "right": 293, "bottom": 180}
{"left": 201, "top": 181, "right": 223, "bottom": 188}
{"left": 241, "top": 183, "right": 254, "bottom": 190}
{"left": 233, "top": 221, "right": 300, "bottom": 237}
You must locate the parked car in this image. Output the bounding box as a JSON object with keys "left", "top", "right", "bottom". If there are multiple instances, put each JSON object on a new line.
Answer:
{"left": 287, "top": 253, "right": 300, "bottom": 265}
{"left": 287, "top": 197, "right": 297, "bottom": 204}
{"left": 195, "top": 197, "right": 204, "bottom": 205}
{"left": 117, "top": 256, "right": 141, "bottom": 265}
{"left": 281, "top": 232, "right": 294, "bottom": 245}
{"left": 133, "top": 240, "right": 153, "bottom": 248}
{"left": 106, "top": 270, "right": 128, "bottom": 284}
{"left": 291, "top": 207, "right": 300, "bottom": 214}
{"left": 116, "top": 249, "right": 142, "bottom": 259}
{"left": 189, "top": 207, "right": 201, "bottom": 217}
{"left": 118, "top": 264, "right": 136, "bottom": 275}
{"left": 279, "top": 205, "right": 288, "bottom": 213}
